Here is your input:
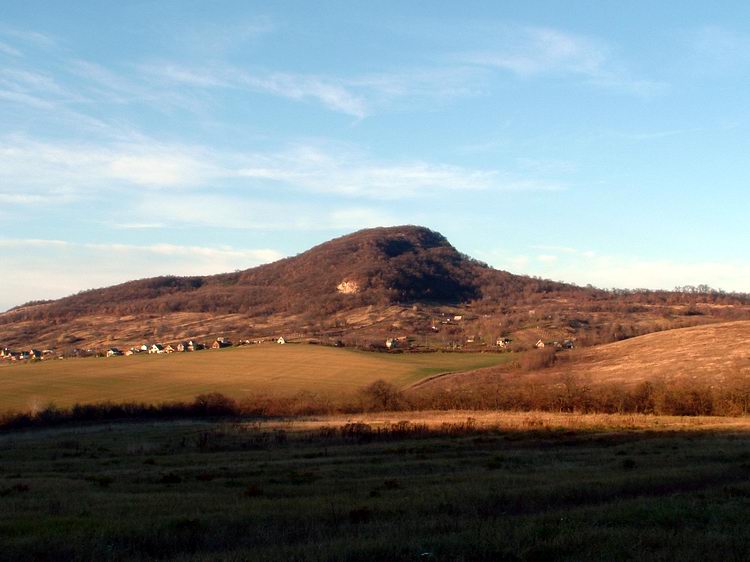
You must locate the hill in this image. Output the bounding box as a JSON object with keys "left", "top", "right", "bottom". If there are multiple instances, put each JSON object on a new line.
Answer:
{"left": 2, "top": 225, "right": 750, "bottom": 351}
{"left": 0, "top": 225, "right": 580, "bottom": 349}
{"left": 417, "top": 320, "right": 750, "bottom": 393}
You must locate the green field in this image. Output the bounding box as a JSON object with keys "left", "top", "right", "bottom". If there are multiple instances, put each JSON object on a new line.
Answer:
{"left": 0, "top": 345, "right": 509, "bottom": 413}
{"left": 3, "top": 413, "right": 750, "bottom": 561}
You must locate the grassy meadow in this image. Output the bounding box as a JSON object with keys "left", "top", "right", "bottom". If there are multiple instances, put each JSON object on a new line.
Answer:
{"left": 3, "top": 412, "right": 750, "bottom": 561}
{"left": 0, "top": 345, "right": 510, "bottom": 413}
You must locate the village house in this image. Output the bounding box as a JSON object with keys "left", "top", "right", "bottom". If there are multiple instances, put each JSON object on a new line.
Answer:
{"left": 385, "top": 338, "right": 397, "bottom": 350}
{"left": 496, "top": 337, "right": 512, "bottom": 349}
{"left": 276, "top": 337, "right": 286, "bottom": 345}
{"left": 212, "top": 337, "right": 232, "bottom": 349}
{"left": 106, "top": 348, "right": 123, "bottom": 357}
{"left": 28, "top": 349, "right": 42, "bottom": 360}
{"left": 188, "top": 340, "right": 206, "bottom": 351}
{"left": 535, "top": 340, "right": 545, "bottom": 349}
{"left": 563, "top": 339, "right": 575, "bottom": 349}
{"left": 149, "top": 344, "right": 165, "bottom": 354}
{"left": 139, "top": 344, "right": 149, "bottom": 352}
{"left": 164, "top": 344, "right": 177, "bottom": 353}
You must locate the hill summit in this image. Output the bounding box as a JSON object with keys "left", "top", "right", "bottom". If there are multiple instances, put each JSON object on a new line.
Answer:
{"left": 7, "top": 226, "right": 498, "bottom": 321}
{"left": 0, "top": 225, "right": 566, "bottom": 348}
{"left": 246, "top": 225, "right": 484, "bottom": 305}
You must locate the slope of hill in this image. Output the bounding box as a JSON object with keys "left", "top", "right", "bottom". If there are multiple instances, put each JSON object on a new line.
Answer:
{"left": 418, "top": 320, "right": 750, "bottom": 393}
{"left": 0, "top": 226, "right": 582, "bottom": 348}
{"left": 1, "top": 225, "right": 749, "bottom": 351}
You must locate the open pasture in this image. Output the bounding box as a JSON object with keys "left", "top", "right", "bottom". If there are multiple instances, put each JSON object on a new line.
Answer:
{"left": 0, "top": 345, "right": 509, "bottom": 413}
{"left": 423, "top": 320, "right": 750, "bottom": 393}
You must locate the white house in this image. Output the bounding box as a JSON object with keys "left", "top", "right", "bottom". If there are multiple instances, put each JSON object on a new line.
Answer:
{"left": 277, "top": 337, "right": 286, "bottom": 345}
{"left": 149, "top": 344, "right": 165, "bottom": 354}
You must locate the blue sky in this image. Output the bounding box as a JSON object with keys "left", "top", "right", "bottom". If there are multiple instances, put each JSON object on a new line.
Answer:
{"left": 1, "top": 1, "right": 750, "bottom": 311}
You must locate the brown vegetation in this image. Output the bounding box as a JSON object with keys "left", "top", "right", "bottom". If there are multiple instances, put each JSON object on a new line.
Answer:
{"left": 3, "top": 225, "right": 749, "bottom": 351}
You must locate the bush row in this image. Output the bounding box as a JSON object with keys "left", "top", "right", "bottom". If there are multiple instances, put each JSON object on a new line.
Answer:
{"left": 4, "top": 376, "right": 750, "bottom": 431}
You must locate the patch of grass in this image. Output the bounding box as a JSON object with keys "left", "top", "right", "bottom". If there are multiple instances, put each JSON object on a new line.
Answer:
{"left": 0, "top": 346, "right": 510, "bottom": 412}
{"left": 2, "top": 413, "right": 750, "bottom": 560}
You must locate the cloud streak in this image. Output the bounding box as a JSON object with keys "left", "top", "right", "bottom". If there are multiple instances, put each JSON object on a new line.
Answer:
{"left": 0, "top": 239, "right": 285, "bottom": 311}
{"left": 459, "top": 26, "right": 666, "bottom": 96}
{"left": 0, "top": 136, "right": 561, "bottom": 204}
{"left": 485, "top": 246, "right": 750, "bottom": 293}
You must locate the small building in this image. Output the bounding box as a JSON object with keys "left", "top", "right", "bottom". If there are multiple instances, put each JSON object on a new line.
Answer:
{"left": 139, "top": 344, "right": 149, "bottom": 352}
{"left": 29, "top": 349, "right": 42, "bottom": 360}
{"left": 211, "top": 337, "right": 232, "bottom": 349}
{"left": 466, "top": 335, "right": 475, "bottom": 344}
{"left": 164, "top": 344, "right": 177, "bottom": 353}
{"left": 149, "top": 344, "right": 165, "bottom": 354}
{"left": 534, "top": 340, "right": 545, "bottom": 349}
{"left": 496, "top": 337, "right": 512, "bottom": 349}
{"left": 106, "top": 348, "right": 123, "bottom": 357}
{"left": 176, "top": 342, "right": 189, "bottom": 352}
{"left": 385, "top": 338, "right": 397, "bottom": 350}
{"left": 453, "top": 315, "right": 463, "bottom": 321}
{"left": 276, "top": 337, "right": 286, "bottom": 345}
{"left": 188, "top": 340, "right": 206, "bottom": 351}
{"left": 563, "top": 339, "right": 575, "bottom": 349}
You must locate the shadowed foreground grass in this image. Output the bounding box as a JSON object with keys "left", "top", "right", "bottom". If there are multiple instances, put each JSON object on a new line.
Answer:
{"left": 2, "top": 412, "right": 750, "bottom": 561}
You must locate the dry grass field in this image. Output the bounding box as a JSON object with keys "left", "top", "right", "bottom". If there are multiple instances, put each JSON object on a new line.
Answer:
{"left": 5, "top": 411, "right": 750, "bottom": 560}
{"left": 424, "top": 320, "right": 750, "bottom": 392}
{"left": 0, "top": 345, "right": 509, "bottom": 413}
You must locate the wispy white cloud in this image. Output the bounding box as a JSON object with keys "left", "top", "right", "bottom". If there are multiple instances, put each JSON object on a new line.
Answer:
{"left": 131, "top": 194, "right": 399, "bottom": 231}
{"left": 138, "top": 62, "right": 485, "bottom": 118}
{"left": 484, "top": 246, "right": 750, "bottom": 293}
{"left": 0, "top": 136, "right": 223, "bottom": 195}
{"left": 0, "top": 40, "right": 22, "bottom": 57}
{"left": 240, "top": 72, "right": 368, "bottom": 118}
{"left": 112, "top": 222, "right": 166, "bottom": 230}
{"left": 0, "top": 27, "right": 56, "bottom": 48}
{"left": 139, "top": 63, "right": 369, "bottom": 118}
{"left": 0, "top": 238, "right": 283, "bottom": 262}
{"left": 175, "top": 17, "right": 275, "bottom": 55}
{"left": 0, "top": 135, "right": 560, "bottom": 204}
{"left": 236, "top": 144, "right": 501, "bottom": 197}
{"left": 459, "top": 26, "right": 666, "bottom": 96}
{"left": 692, "top": 26, "right": 750, "bottom": 68}
{"left": 0, "top": 239, "right": 285, "bottom": 311}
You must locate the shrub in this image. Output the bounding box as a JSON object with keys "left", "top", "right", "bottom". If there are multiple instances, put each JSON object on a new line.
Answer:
{"left": 520, "top": 348, "right": 557, "bottom": 371}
